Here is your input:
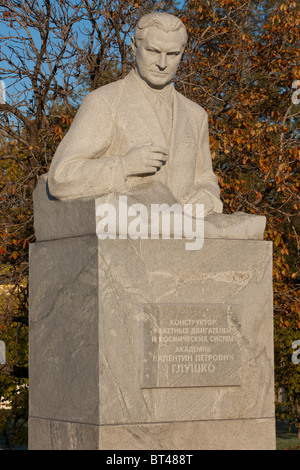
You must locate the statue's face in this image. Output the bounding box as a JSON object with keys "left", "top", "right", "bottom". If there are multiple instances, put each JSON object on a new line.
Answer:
{"left": 133, "top": 27, "right": 184, "bottom": 89}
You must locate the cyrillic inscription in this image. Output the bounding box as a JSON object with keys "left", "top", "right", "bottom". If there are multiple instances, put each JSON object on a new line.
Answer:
{"left": 141, "top": 304, "right": 241, "bottom": 388}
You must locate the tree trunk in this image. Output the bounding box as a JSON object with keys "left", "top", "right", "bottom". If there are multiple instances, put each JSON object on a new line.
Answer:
{"left": 3, "top": 429, "right": 11, "bottom": 450}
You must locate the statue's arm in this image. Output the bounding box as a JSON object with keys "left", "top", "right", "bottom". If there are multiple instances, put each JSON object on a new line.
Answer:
{"left": 193, "top": 110, "right": 223, "bottom": 213}
{"left": 48, "top": 91, "right": 128, "bottom": 199}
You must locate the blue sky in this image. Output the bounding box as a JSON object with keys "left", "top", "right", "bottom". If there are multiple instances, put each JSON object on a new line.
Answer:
{"left": 0, "top": 0, "right": 187, "bottom": 106}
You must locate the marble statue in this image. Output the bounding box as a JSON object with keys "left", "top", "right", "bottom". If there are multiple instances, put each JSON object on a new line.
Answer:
{"left": 48, "top": 12, "right": 223, "bottom": 217}
{"left": 30, "top": 12, "right": 275, "bottom": 451}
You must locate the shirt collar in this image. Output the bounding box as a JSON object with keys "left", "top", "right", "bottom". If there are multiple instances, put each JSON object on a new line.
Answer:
{"left": 133, "top": 68, "right": 174, "bottom": 100}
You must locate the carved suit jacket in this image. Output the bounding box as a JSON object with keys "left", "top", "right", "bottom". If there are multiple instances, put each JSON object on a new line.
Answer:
{"left": 48, "top": 69, "right": 223, "bottom": 212}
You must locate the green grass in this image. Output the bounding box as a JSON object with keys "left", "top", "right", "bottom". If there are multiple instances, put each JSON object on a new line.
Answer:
{"left": 276, "top": 421, "right": 300, "bottom": 450}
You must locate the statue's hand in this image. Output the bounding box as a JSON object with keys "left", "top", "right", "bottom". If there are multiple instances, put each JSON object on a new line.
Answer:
{"left": 122, "top": 142, "right": 168, "bottom": 177}
{"left": 183, "top": 189, "right": 214, "bottom": 217}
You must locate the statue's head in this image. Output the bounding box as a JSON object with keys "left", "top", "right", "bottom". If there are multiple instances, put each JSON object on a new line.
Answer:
{"left": 131, "top": 12, "right": 188, "bottom": 90}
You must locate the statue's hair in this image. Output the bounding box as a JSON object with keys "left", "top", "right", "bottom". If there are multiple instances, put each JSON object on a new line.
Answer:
{"left": 134, "top": 12, "right": 188, "bottom": 46}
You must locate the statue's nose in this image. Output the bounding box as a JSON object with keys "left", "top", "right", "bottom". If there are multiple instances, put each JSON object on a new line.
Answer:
{"left": 157, "top": 53, "right": 167, "bottom": 70}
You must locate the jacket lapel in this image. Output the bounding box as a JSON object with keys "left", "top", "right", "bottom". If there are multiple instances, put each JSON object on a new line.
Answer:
{"left": 166, "top": 91, "right": 188, "bottom": 188}
{"left": 122, "top": 71, "right": 189, "bottom": 192}
{"left": 123, "top": 70, "right": 168, "bottom": 148}
{"left": 123, "top": 70, "right": 188, "bottom": 154}
{"left": 170, "top": 91, "right": 187, "bottom": 157}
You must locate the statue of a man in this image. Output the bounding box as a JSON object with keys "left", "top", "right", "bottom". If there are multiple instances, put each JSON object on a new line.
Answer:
{"left": 48, "top": 12, "right": 223, "bottom": 216}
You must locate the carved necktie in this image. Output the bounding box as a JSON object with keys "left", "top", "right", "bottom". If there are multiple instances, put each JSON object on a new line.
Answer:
{"left": 154, "top": 95, "right": 172, "bottom": 142}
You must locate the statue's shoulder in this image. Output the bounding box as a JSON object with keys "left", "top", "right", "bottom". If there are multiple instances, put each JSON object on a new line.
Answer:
{"left": 81, "top": 77, "right": 125, "bottom": 108}
{"left": 176, "top": 90, "right": 207, "bottom": 119}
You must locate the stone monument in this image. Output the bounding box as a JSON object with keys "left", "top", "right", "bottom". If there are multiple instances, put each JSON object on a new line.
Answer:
{"left": 29, "top": 12, "right": 276, "bottom": 450}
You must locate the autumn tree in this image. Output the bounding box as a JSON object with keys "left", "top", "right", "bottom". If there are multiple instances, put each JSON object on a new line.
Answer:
{"left": 1, "top": 0, "right": 299, "bottom": 447}
{"left": 0, "top": 0, "right": 179, "bottom": 448}
{"left": 179, "top": 0, "right": 300, "bottom": 432}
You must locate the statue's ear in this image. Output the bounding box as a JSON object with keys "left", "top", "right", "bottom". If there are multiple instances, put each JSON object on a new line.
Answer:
{"left": 130, "top": 36, "right": 137, "bottom": 54}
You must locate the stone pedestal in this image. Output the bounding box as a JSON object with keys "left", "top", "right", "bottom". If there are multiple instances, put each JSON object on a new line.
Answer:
{"left": 29, "top": 178, "right": 276, "bottom": 450}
